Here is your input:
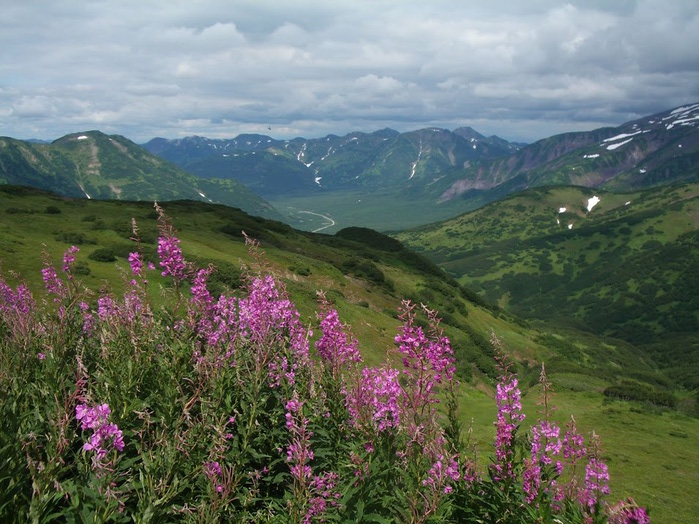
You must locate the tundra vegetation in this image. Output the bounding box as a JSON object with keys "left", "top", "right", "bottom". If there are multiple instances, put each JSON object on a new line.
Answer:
{"left": 0, "top": 205, "right": 650, "bottom": 523}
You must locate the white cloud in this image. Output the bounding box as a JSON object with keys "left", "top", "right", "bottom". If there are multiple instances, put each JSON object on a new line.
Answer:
{"left": 0, "top": 0, "right": 697, "bottom": 143}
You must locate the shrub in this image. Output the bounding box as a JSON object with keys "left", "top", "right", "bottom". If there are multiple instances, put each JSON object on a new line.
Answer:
{"left": 88, "top": 247, "right": 117, "bottom": 262}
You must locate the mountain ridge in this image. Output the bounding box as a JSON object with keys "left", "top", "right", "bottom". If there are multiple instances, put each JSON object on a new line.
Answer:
{"left": 0, "top": 130, "right": 283, "bottom": 221}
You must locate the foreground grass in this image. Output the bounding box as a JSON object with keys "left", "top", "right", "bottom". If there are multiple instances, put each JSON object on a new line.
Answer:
{"left": 0, "top": 188, "right": 693, "bottom": 521}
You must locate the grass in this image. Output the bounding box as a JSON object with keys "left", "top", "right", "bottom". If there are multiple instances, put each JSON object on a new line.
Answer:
{"left": 1, "top": 185, "right": 697, "bottom": 521}
{"left": 268, "top": 189, "right": 472, "bottom": 233}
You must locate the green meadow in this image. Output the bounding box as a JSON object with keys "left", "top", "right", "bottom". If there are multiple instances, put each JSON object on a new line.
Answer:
{"left": 1, "top": 185, "right": 697, "bottom": 521}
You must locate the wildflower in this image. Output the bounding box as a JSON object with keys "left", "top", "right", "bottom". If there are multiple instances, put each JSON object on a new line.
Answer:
{"left": 305, "top": 471, "right": 341, "bottom": 523}
{"left": 80, "top": 301, "right": 94, "bottom": 335}
{"left": 157, "top": 235, "right": 187, "bottom": 280}
{"left": 127, "top": 252, "right": 143, "bottom": 276}
{"left": 315, "top": 297, "right": 362, "bottom": 375}
{"left": 422, "top": 454, "right": 461, "bottom": 494}
{"left": 285, "top": 395, "right": 314, "bottom": 483}
{"left": 62, "top": 245, "right": 79, "bottom": 274}
{"left": 491, "top": 374, "right": 525, "bottom": 482}
{"left": 75, "top": 402, "right": 124, "bottom": 467}
{"left": 346, "top": 365, "right": 402, "bottom": 432}
{"left": 395, "top": 301, "right": 456, "bottom": 389}
{"left": 41, "top": 264, "right": 64, "bottom": 298}
{"left": 204, "top": 461, "right": 224, "bottom": 493}
{"left": 582, "top": 455, "right": 611, "bottom": 508}
{"left": 608, "top": 498, "right": 651, "bottom": 524}
{"left": 523, "top": 420, "right": 563, "bottom": 502}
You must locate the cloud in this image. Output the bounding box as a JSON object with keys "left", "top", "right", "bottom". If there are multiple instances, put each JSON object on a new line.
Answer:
{"left": 1, "top": 0, "right": 697, "bottom": 143}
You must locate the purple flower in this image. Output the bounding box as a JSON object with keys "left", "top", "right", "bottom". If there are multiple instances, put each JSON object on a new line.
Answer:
{"left": 346, "top": 365, "right": 402, "bottom": 432}
{"left": 204, "top": 461, "right": 224, "bottom": 493}
{"left": 491, "top": 375, "right": 525, "bottom": 482}
{"left": 608, "top": 498, "right": 651, "bottom": 524}
{"left": 157, "top": 235, "right": 188, "bottom": 280}
{"left": 75, "top": 402, "right": 124, "bottom": 467}
{"left": 62, "top": 246, "right": 79, "bottom": 274}
{"left": 284, "top": 392, "right": 319, "bottom": 495}
{"left": 581, "top": 456, "right": 611, "bottom": 507}
{"left": 316, "top": 303, "right": 362, "bottom": 375}
{"left": 127, "top": 252, "right": 143, "bottom": 276}
{"left": 41, "top": 265, "right": 64, "bottom": 298}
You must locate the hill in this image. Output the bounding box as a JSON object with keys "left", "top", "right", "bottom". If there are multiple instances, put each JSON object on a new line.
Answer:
{"left": 395, "top": 183, "right": 699, "bottom": 393}
{"left": 0, "top": 131, "right": 282, "bottom": 221}
{"left": 1, "top": 186, "right": 698, "bottom": 521}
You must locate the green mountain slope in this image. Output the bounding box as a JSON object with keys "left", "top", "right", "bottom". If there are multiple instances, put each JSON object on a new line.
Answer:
{"left": 1, "top": 186, "right": 698, "bottom": 522}
{"left": 0, "top": 131, "right": 282, "bottom": 221}
{"left": 395, "top": 183, "right": 699, "bottom": 386}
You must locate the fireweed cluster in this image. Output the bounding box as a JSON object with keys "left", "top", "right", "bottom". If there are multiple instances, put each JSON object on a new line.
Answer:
{"left": 0, "top": 205, "right": 650, "bottom": 523}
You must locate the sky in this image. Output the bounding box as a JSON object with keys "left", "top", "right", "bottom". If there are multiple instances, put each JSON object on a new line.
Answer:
{"left": 2, "top": 1, "right": 698, "bottom": 144}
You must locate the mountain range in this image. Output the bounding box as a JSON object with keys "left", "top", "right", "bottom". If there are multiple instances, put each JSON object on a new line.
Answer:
{"left": 1, "top": 103, "right": 697, "bottom": 233}
{"left": 0, "top": 131, "right": 282, "bottom": 221}
{"left": 142, "top": 102, "right": 699, "bottom": 231}
{"left": 143, "top": 126, "right": 523, "bottom": 197}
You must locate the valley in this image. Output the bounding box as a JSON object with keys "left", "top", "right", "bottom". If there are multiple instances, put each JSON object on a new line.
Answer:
{"left": 1, "top": 102, "right": 699, "bottom": 521}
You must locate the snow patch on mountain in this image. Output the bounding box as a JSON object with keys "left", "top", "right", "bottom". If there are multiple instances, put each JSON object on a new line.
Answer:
{"left": 603, "top": 131, "right": 642, "bottom": 143}
{"left": 606, "top": 138, "right": 634, "bottom": 150}
{"left": 586, "top": 196, "right": 600, "bottom": 212}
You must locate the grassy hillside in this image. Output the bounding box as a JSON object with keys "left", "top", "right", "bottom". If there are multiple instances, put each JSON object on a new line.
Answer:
{"left": 0, "top": 132, "right": 282, "bottom": 221}
{"left": 1, "top": 185, "right": 698, "bottom": 522}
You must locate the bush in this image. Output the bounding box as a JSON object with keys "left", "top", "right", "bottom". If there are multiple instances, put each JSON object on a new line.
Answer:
{"left": 88, "top": 247, "right": 117, "bottom": 262}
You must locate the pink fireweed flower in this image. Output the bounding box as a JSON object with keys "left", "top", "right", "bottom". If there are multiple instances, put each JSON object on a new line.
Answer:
{"left": 563, "top": 416, "right": 587, "bottom": 461}
{"left": 582, "top": 456, "right": 611, "bottom": 508}
{"left": 284, "top": 395, "right": 314, "bottom": 483}
{"left": 75, "top": 402, "right": 124, "bottom": 466}
{"left": 190, "top": 266, "right": 214, "bottom": 308}
{"left": 491, "top": 374, "right": 526, "bottom": 483}
{"left": 204, "top": 461, "right": 224, "bottom": 493}
{"left": 422, "top": 454, "right": 461, "bottom": 494}
{"left": 62, "top": 245, "right": 79, "bottom": 275}
{"left": 345, "top": 365, "right": 402, "bottom": 432}
{"left": 315, "top": 301, "right": 362, "bottom": 375}
{"left": 0, "top": 276, "right": 36, "bottom": 339}
{"left": 523, "top": 420, "right": 563, "bottom": 502}
{"left": 79, "top": 301, "right": 95, "bottom": 335}
{"left": 394, "top": 301, "right": 456, "bottom": 386}
{"left": 157, "top": 235, "right": 188, "bottom": 281}
{"left": 578, "top": 431, "right": 611, "bottom": 511}
{"left": 531, "top": 420, "right": 563, "bottom": 469}
{"left": 41, "top": 264, "right": 64, "bottom": 298}
{"left": 127, "top": 252, "right": 143, "bottom": 276}
{"left": 305, "top": 471, "right": 341, "bottom": 523}
{"left": 237, "top": 274, "right": 310, "bottom": 386}
{"left": 394, "top": 301, "right": 456, "bottom": 442}
{"left": 608, "top": 498, "right": 651, "bottom": 524}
